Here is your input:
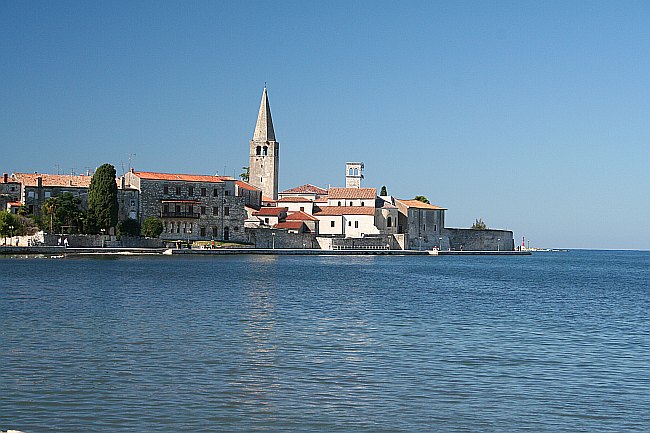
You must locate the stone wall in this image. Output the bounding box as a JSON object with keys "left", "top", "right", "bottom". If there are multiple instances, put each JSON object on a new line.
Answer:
{"left": 246, "top": 227, "right": 317, "bottom": 249}
{"left": 443, "top": 228, "right": 514, "bottom": 251}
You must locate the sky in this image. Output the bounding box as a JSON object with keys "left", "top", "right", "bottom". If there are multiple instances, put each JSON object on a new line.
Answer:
{"left": 1, "top": 1, "right": 649, "bottom": 250}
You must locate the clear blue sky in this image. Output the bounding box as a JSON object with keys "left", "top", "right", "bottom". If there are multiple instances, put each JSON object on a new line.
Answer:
{"left": 1, "top": 1, "right": 649, "bottom": 249}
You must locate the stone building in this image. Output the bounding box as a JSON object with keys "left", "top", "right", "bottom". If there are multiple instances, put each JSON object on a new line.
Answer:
{"left": 122, "top": 170, "right": 260, "bottom": 242}
{"left": 1, "top": 173, "right": 21, "bottom": 212}
{"left": 395, "top": 198, "right": 447, "bottom": 250}
{"left": 10, "top": 172, "right": 93, "bottom": 216}
{"left": 249, "top": 86, "right": 279, "bottom": 200}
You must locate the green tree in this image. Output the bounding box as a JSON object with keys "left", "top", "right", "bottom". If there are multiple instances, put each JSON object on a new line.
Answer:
{"left": 141, "top": 217, "right": 163, "bottom": 238}
{"left": 414, "top": 195, "right": 430, "bottom": 204}
{"left": 240, "top": 166, "right": 250, "bottom": 182}
{"left": 40, "top": 193, "right": 84, "bottom": 233}
{"left": 87, "top": 163, "right": 118, "bottom": 232}
{"left": 0, "top": 211, "right": 18, "bottom": 241}
{"left": 117, "top": 218, "right": 141, "bottom": 237}
{"left": 380, "top": 185, "right": 388, "bottom": 196}
{"left": 471, "top": 218, "right": 487, "bottom": 230}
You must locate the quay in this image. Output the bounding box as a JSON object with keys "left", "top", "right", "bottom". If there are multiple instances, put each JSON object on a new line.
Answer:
{"left": 1, "top": 246, "right": 531, "bottom": 256}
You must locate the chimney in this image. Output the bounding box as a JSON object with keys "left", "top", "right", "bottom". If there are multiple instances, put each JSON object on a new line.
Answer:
{"left": 3, "top": 173, "right": 7, "bottom": 183}
{"left": 121, "top": 177, "right": 125, "bottom": 189}
{"left": 131, "top": 167, "right": 135, "bottom": 173}
{"left": 37, "top": 176, "right": 42, "bottom": 188}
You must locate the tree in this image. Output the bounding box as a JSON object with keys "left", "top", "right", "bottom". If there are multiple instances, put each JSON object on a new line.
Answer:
{"left": 380, "top": 185, "right": 388, "bottom": 196}
{"left": 471, "top": 218, "right": 487, "bottom": 230}
{"left": 414, "top": 195, "right": 430, "bottom": 204}
{"left": 240, "top": 166, "right": 250, "bottom": 182}
{"left": 87, "top": 163, "right": 118, "bottom": 232}
{"left": 117, "top": 218, "right": 141, "bottom": 237}
{"left": 40, "top": 193, "right": 84, "bottom": 233}
{"left": 141, "top": 217, "right": 163, "bottom": 238}
{"left": 0, "top": 211, "right": 18, "bottom": 241}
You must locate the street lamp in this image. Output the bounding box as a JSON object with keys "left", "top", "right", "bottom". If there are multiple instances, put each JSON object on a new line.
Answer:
{"left": 497, "top": 238, "right": 501, "bottom": 252}
{"left": 439, "top": 236, "right": 443, "bottom": 250}
{"left": 100, "top": 228, "right": 106, "bottom": 247}
{"left": 271, "top": 231, "right": 275, "bottom": 249}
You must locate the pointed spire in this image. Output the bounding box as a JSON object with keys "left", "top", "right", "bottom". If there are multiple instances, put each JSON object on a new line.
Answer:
{"left": 252, "top": 86, "right": 276, "bottom": 142}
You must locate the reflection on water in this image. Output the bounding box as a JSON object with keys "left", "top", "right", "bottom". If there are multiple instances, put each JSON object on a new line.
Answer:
{"left": 1, "top": 251, "right": 649, "bottom": 432}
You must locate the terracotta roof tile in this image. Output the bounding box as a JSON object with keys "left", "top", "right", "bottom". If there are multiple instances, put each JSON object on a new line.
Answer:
{"left": 314, "top": 206, "right": 375, "bottom": 216}
{"left": 280, "top": 184, "right": 328, "bottom": 195}
{"left": 12, "top": 173, "right": 92, "bottom": 188}
{"left": 397, "top": 199, "right": 447, "bottom": 210}
{"left": 273, "top": 221, "right": 305, "bottom": 230}
{"left": 254, "top": 207, "right": 288, "bottom": 216}
{"left": 327, "top": 187, "right": 376, "bottom": 200}
{"left": 277, "top": 196, "right": 312, "bottom": 202}
{"left": 134, "top": 171, "right": 230, "bottom": 183}
{"left": 236, "top": 180, "right": 260, "bottom": 191}
{"left": 286, "top": 211, "right": 319, "bottom": 221}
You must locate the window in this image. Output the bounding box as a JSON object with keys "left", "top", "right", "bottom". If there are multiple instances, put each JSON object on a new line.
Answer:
{"left": 387, "top": 216, "right": 392, "bottom": 227}
{"left": 338, "top": 201, "right": 341, "bottom": 206}
{"left": 348, "top": 221, "right": 352, "bottom": 226}
{"left": 331, "top": 221, "right": 335, "bottom": 227}
{"left": 177, "top": 223, "right": 181, "bottom": 234}
{"left": 349, "top": 168, "right": 353, "bottom": 175}
{"left": 200, "top": 227, "right": 206, "bottom": 237}
{"left": 201, "top": 188, "right": 206, "bottom": 197}
{"left": 354, "top": 168, "right": 359, "bottom": 176}
{"left": 256, "top": 146, "right": 261, "bottom": 155}
{"left": 224, "top": 207, "right": 229, "bottom": 216}
{"left": 201, "top": 206, "right": 206, "bottom": 215}
{"left": 361, "top": 201, "right": 364, "bottom": 206}
{"left": 265, "top": 217, "right": 269, "bottom": 224}
{"left": 188, "top": 187, "right": 194, "bottom": 196}
{"left": 176, "top": 186, "right": 181, "bottom": 195}
{"left": 223, "top": 226, "right": 230, "bottom": 240}
{"left": 234, "top": 226, "right": 239, "bottom": 231}
{"left": 300, "top": 206, "right": 304, "bottom": 212}
{"left": 225, "top": 190, "right": 230, "bottom": 196}
{"left": 434, "top": 224, "right": 437, "bottom": 232}
{"left": 163, "top": 204, "right": 169, "bottom": 213}
{"left": 170, "top": 222, "right": 174, "bottom": 232}
{"left": 188, "top": 205, "right": 194, "bottom": 214}
{"left": 44, "top": 191, "right": 51, "bottom": 198}
{"left": 349, "top": 201, "right": 353, "bottom": 206}
{"left": 213, "top": 188, "right": 218, "bottom": 197}
{"left": 213, "top": 206, "right": 218, "bottom": 215}
{"left": 212, "top": 226, "right": 218, "bottom": 237}
{"left": 164, "top": 186, "right": 169, "bottom": 194}
{"left": 175, "top": 205, "right": 181, "bottom": 213}
{"left": 355, "top": 221, "right": 359, "bottom": 228}
{"left": 28, "top": 191, "right": 35, "bottom": 198}
{"left": 263, "top": 146, "right": 268, "bottom": 156}
{"left": 130, "top": 200, "right": 136, "bottom": 206}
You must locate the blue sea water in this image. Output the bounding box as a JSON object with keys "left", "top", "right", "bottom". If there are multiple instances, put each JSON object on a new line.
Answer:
{"left": 1, "top": 250, "right": 649, "bottom": 432}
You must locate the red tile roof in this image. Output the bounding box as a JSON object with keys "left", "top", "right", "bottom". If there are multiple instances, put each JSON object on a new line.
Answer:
{"left": 314, "top": 196, "right": 329, "bottom": 203}
{"left": 236, "top": 180, "right": 260, "bottom": 191}
{"left": 286, "top": 211, "right": 319, "bottom": 221}
{"left": 397, "top": 199, "right": 447, "bottom": 210}
{"left": 12, "top": 173, "right": 93, "bottom": 188}
{"left": 262, "top": 195, "right": 276, "bottom": 203}
{"left": 254, "top": 207, "right": 288, "bottom": 216}
{"left": 327, "top": 187, "right": 376, "bottom": 200}
{"left": 273, "top": 221, "right": 305, "bottom": 230}
{"left": 7, "top": 201, "right": 22, "bottom": 207}
{"left": 314, "top": 206, "right": 375, "bottom": 216}
{"left": 280, "top": 184, "right": 328, "bottom": 195}
{"left": 134, "top": 171, "right": 231, "bottom": 183}
{"left": 277, "top": 196, "right": 311, "bottom": 202}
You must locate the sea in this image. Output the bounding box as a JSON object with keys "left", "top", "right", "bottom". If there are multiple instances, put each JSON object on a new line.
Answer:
{"left": 1, "top": 250, "right": 649, "bottom": 432}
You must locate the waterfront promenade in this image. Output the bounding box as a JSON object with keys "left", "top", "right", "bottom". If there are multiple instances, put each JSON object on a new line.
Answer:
{"left": 0, "top": 246, "right": 531, "bottom": 256}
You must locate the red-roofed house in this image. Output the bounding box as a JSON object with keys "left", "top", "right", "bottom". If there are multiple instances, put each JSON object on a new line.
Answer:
{"left": 11, "top": 172, "right": 94, "bottom": 216}
{"left": 327, "top": 187, "right": 376, "bottom": 207}
{"left": 276, "top": 196, "right": 314, "bottom": 214}
{"left": 122, "top": 169, "right": 257, "bottom": 242}
{"left": 279, "top": 184, "right": 327, "bottom": 201}
{"left": 286, "top": 211, "right": 319, "bottom": 234}
{"left": 314, "top": 206, "right": 379, "bottom": 237}
{"left": 395, "top": 198, "right": 447, "bottom": 249}
{"left": 253, "top": 207, "right": 288, "bottom": 227}
{"left": 273, "top": 220, "right": 308, "bottom": 233}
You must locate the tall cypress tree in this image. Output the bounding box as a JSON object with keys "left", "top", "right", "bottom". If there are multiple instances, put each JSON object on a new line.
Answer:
{"left": 87, "top": 163, "right": 118, "bottom": 232}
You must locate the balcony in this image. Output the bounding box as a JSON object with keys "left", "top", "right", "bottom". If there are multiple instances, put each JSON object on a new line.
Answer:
{"left": 161, "top": 211, "right": 200, "bottom": 219}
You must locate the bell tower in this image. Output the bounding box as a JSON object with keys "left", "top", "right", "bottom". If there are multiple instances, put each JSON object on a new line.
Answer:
{"left": 345, "top": 162, "right": 364, "bottom": 188}
{"left": 249, "top": 86, "right": 279, "bottom": 200}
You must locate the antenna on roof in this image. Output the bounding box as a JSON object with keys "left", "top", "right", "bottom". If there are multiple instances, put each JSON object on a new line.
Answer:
{"left": 128, "top": 153, "right": 136, "bottom": 171}
{"left": 120, "top": 160, "right": 126, "bottom": 176}
{"left": 70, "top": 168, "right": 76, "bottom": 176}
{"left": 54, "top": 164, "right": 61, "bottom": 175}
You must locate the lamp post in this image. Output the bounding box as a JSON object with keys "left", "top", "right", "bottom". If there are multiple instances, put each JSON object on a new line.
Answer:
{"left": 439, "top": 236, "right": 443, "bottom": 251}
{"left": 272, "top": 231, "right": 275, "bottom": 249}
{"left": 188, "top": 228, "right": 192, "bottom": 247}
{"left": 497, "top": 238, "right": 501, "bottom": 252}
{"left": 100, "top": 228, "right": 105, "bottom": 248}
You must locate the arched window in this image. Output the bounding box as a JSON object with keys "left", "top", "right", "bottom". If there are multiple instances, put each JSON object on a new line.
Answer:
{"left": 349, "top": 168, "right": 354, "bottom": 175}
{"left": 263, "top": 146, "right": 268, "bottom": 156}
{"left": 387, "top": 216, "right": 392, "bottom": 227}
{"left": 354, "top": 168, "right": 359, "bottom": 176}
{"left": 338, "top": 201, "right": 341, "bottom": 206}
{"left": 223, "top": 226, "right": 230, "bottom": 241}
{"left": 256, "top": 146, "right": 261, "bottom": 155}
